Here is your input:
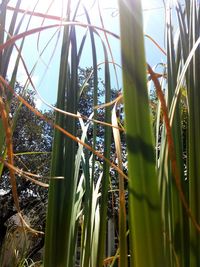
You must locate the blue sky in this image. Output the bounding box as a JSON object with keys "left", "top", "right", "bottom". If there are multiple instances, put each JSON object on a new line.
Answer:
{"left": 6, "top": 0, "right": 167, "bottom": 109}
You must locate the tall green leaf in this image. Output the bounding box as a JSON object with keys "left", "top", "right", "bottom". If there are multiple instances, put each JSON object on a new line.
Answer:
{"left": 118, "top": 0, "right": 165, "bottom": 266}
{"left": 44, "top": 2, "right": 80, "bottom": 266}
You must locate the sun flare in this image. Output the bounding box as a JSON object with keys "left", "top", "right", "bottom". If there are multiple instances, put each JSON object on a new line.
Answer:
{"left": 14, "top": 0, "right": 110, "bottom": 18}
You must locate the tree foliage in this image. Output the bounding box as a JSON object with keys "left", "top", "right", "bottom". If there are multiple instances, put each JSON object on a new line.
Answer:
{"left": 0, "top": 67, "right": 125, "bottom": 259}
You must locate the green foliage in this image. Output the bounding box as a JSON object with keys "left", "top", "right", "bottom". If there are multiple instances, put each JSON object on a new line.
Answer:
{"left": 0, "top": 87, "right": 52, "bottom": 261}
{"left": 119, "top": 1, "right": 165, "bottom": 266}
{"left": 0, "top": 1, "right": 200, "bottom": 267}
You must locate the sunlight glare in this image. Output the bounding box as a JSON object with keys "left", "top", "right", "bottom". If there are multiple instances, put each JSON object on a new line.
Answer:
{"left": 21, "top": 0, "right": 108, "bottom": 17}
{"left": 142, "top": 0, "right": 160, "bottom": 10}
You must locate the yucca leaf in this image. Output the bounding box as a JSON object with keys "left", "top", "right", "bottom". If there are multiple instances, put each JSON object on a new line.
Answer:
{"left": 112, "top": 101, "right": 127, "bottom": 267}
{"left": 118, "top": 0, "right": 165, "bottom": 266}
{"left": 81, "top": 8, "right": 98, "bottom": 267}
{"left": 97, "top": 57, "right": 112, "bottom": 267}
{"left": 166, "top": 4, "right": 186, "bottom": 266}
{"left": 44, "top": 2, "right": 79, "bottom": 266}
{"left": 186, "top": 1, "right": 200, "bottom": 266}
